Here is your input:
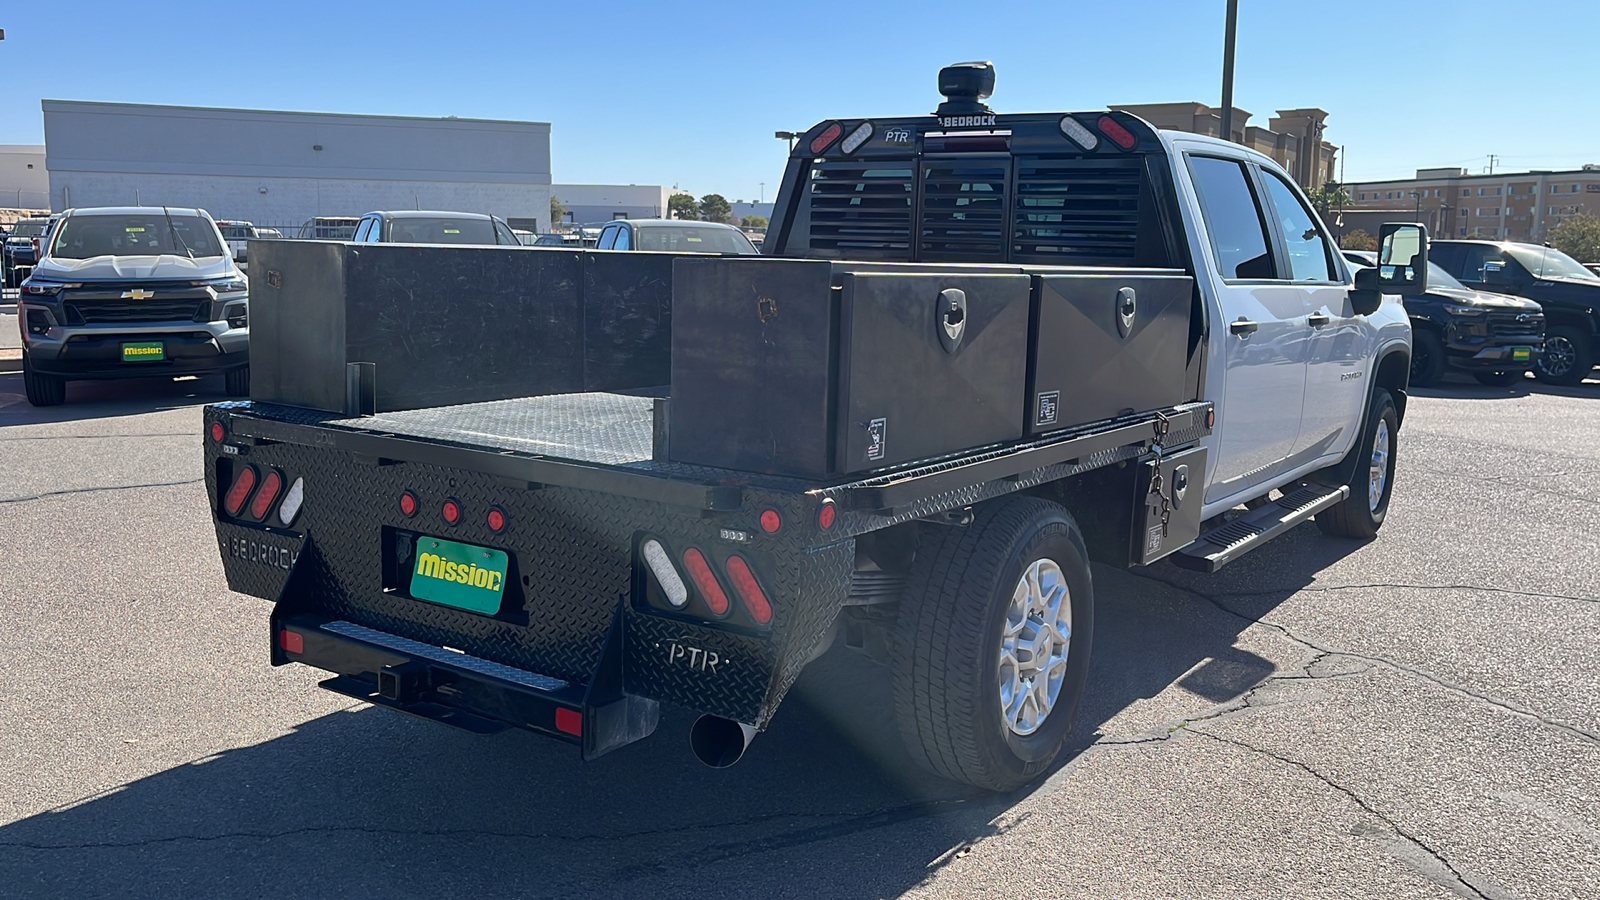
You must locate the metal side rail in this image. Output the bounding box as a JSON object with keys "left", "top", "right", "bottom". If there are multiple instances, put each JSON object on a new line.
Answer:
{"left": 1170, "top": 483, "right": 1349, "bottom": 573}
{"left": 276, "top": 614, "right": 659, "bottom": 759}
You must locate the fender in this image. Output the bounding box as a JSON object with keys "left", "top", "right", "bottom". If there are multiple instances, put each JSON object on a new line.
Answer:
{"left": 1315, "top": 339, "right": 1409, "bottom": 490}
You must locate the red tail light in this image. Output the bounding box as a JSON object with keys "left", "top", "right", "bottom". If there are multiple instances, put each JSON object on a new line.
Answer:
{"left": 442, "top": 499, "right": 462, "bottom": 525}
{"left": 817, "top": 500, "right": 838, "bottom": 530}
{"left": 759, "top": 509, "right": 782, "bottom": 534}
{"left": 249, "top": 470, "right": 284, "bottom": 520}
{"left": 486, "top": 507, "right": 507, "bottom": 533}
{"left": 209, "top": 421, "right": 226, "bottom": 442}
{"left": 682, "top": 548, "right": 731, "bottom": 616}
{"left": 399, "top": 490, "right": 419, "bottom": 517}
{"left": 724, "top": 555, "right": 773, "bottom": 625}
{"left": 223, "top": 466, "right": 258, "bottom": 517}
{"left": 810, "top": 122, "right": 843, "bottom": 155}
{"left": 1097, "top": 115, "right": 1137, "bottom": 150}
{"left": 278, "top": 629, "right": 304, "bottom": 654}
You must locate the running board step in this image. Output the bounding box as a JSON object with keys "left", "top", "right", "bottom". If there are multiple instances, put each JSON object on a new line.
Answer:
{"left": 1171, "top": 484, "right": 1349, "bottom": 573}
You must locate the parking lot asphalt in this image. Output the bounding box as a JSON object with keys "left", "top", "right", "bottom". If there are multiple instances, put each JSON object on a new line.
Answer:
{"left": 0, "top": 371, "right": 1596, "bottom": 900}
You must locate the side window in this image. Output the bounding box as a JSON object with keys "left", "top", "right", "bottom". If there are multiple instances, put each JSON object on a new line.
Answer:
{"left": 1261, "top": 172, "right": 1335, "bottom": 282}
{"left": 595, "top": 225, "right": 617, "bottom": 250}
{"left": 353, "top": 218, "right": 374, "bottom": 242}
{"left": 494, "top": 222, "right": 517, "bottom": 245}
{"left": 613, "top": 225, "right": 632, "bottom": 250}
{"left": 1186, "top": 155, "right": 1275, "bottom": 280}
{"left": 1458, "top": 245, "right": 1511, "bottom": 283}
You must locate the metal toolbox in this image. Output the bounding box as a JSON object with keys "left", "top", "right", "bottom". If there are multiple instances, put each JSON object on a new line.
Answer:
{"left": 1027, "top": 271, "right": 1193, "bottom": 434}
{"left": 248, "top": 242, "right": 675, "bottom": 413}
{"left": 667, "top": 258, "right": 1031, "bottom": 478}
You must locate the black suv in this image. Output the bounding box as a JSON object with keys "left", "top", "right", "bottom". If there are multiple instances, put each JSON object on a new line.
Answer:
{"left": 1431, "top": 240, "right": 1600, "bottom": 385}
{"left": 1344, "top": 251, "right": 1543, "bottom": 386}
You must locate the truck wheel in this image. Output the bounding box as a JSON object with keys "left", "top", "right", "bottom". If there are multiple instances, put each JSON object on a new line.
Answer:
{"left": 1474, "top": 370, "right": 1524, "bottom": 387}
{"left": 225, "top": 365, "right": 250, "bottom": 398}
{"left": 892, "top": 497, "right": 1094, "bottom": 793}
{"left": 1409, "top": 330, "right": 1444, "bottom": 387}
{"left": 22, "top": 355, "right": 66, "bottom": 407}
{"left": 1316, "top": 388, "right": 1397, "bottom": 539}
{"left": 1533, "top": 325, "right": 1594, "bottom": 386}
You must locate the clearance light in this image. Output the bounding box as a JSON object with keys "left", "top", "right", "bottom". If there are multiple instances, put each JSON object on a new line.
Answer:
{"left": 840, "top": 121, "right": 874, "bottom": 154}
{"left": 724, "top": 555, "right": 773, "bottom": 625}
{"left": 817, "top": 500, "right": 838, "bottom": 531}
{"left": 250, "top": 469, "right": 284, "bottom": 520}
{"left": 399, "top": 490, "right": 419, "bottom": 517}
{"left": 1059, "top": 116, "right": 1099, "bottom": 150}
{"left": 682, "top": 548, "right": 731, "bottom": 616}
{"left": 810, "top": 122, "right": 844, "bottom": 155}
{"left": 442, "top": 499, "right": 462, "bottom": 526}
{"left": 1097, "top": 115, "right": 1137, "bottom": 150}
{"left": 277, "top": 476, "right": 305, "bottom": 526}
{"left": 487, "top": 507, "right": 507, "bottom": 534}
{"left": 224, "top": 466, "right": 258, "bottom": 517}
{"left": 759, "top": 509, "right": 782, "bottom": 534}
{"left": 555, "top": 708, "right": 583, "bottom": 736}
{"left": 278, "top": 629, "right": 304, "bottom": 654}
{"left": 209, "top": 421, "right": 226, "bottom": 443}
{"left": 642, "top": 539, "right": 689, "bottom": 608}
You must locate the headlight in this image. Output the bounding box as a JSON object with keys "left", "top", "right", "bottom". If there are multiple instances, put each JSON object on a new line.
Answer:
{"left": 199, "top": 276, "right": 249, "bottom": 294}
{"left": 20, "top": 280, "right": 80, "bottom": 296}
{"left": 1442, "top": 303, "right": 1485, "bottom": 316}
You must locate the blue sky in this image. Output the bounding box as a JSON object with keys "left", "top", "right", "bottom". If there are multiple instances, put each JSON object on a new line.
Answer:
{"left": 3, "top": 0, "right": 1597, "bottom": 200}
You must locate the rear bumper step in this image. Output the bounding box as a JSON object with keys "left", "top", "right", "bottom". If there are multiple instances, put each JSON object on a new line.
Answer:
{"left": 277, "top": 615, "right": 658, "bottom": 758}
{"left": 1171, "top": 483, "right": 1349, "bottom": 573}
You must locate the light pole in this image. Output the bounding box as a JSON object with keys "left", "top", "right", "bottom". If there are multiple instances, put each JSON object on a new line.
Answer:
{"left": 1411, "top": 190, "right": 1421, "bottom": 219}
{"left": 1219, "top": 0, "right": 1238, "bottom": 143}
{"left": 774, "top": 131, "right": 801, "bottom": 152}
{"left": 759, "top": 182, "right": 765, "bottom": 204}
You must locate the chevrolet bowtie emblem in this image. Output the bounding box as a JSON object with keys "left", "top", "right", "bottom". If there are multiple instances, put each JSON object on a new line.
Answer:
{"left": 121, "top": 289, "right": 154, "bottom": 300}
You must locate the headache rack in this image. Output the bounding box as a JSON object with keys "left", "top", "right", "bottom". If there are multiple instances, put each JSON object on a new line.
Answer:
{"left": 767, "top": 110, "right": 1185, "bottom": 270}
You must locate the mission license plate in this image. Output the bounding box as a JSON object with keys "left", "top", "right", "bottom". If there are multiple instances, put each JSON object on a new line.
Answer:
{"left": 121, "top": 342, "right": 165, "bottom": 362}
{"left": 1511, "top": 346, "right": 1532, "bottom": 362}
{"left": 410, "top": 537, "right": 508, "bottom": 615}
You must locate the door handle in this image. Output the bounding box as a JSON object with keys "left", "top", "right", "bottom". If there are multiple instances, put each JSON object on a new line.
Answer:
{"left": 1308, "top": 312, "right": 1331, "bottom": 328}
{"left": 1229, "top": 318, "right": 1259, "bottom": 335}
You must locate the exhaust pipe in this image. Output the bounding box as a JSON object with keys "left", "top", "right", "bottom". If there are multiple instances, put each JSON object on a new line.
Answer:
{"left": 689, "top": 715, "right": 757, "bottom": 768}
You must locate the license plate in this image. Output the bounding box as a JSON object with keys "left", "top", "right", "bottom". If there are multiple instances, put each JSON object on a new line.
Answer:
{"left": 410, "top": 537, "right": 508, "bottom": 615}
{"left": 121, "top": 342, "right": 165, "bottom": 362}
{"left": 1511, "top": 347, "right": 1532, "bottom": 362}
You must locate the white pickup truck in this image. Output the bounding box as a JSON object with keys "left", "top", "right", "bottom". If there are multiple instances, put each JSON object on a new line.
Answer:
{"left": 203, "top": 63, "right": 1418, "bottom": 793}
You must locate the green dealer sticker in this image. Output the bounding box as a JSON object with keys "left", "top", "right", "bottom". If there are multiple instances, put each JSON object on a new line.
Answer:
{"left": 410, "top": 537, "right": 508, "bottom": 615}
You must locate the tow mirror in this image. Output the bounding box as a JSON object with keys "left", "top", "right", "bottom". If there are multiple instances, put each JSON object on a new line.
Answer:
{"left": 1376, "top": 223, "right": 1428, "bottom": 293}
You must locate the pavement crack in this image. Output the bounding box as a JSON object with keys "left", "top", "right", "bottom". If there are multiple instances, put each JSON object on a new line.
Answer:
{"left": 0, "top": 478, "right": 203, "bottom": 505}
{"left": 1129, "top": 571, "right": 1600, "bottom": 749}
{"left": 1191, "top": 730, "right": 1496, "bottom": 900}
{"left": 1214, "top": 580, "right": 1597, "bottom": 607}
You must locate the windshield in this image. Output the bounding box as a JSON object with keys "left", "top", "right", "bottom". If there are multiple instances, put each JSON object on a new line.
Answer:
{"left": 302, "top": 220, "right": 358, "bottom": 239}
{"left": 1507, "top": 245, "right": 1600, "bottom": 281}
{"left": 386, "top": 217, "right": 498, "bottom": 244}
{"left": 11, "top": 221, "right": 48, "bottom": 238}
{"left": 50, "top": 214, "right": 225, "bottom": 259}
{"left": 1428, "top": 261, "right": 1466, "bottom": 291}
{"left": 636, "top": 226, "right": 759, "bottom": 254}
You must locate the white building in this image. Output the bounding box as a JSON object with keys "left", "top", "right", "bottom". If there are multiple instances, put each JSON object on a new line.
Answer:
{"left": 551, "top": 184, "right": 689, "bottom": 225}
{"left": 0, "top": 145, "right": 49, "bottom": 210}
{"left": 42, "top": 101, "right": 552, "bottom": 232}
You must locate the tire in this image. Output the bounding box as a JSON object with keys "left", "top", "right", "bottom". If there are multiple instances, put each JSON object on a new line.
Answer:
{"left": 224, "top": 365, "right": 250, "bottom": 398}
{"left": 1316, "top": 387, "right": 1397, "bottom": 539}
{"left": 1533, "top": 324, "right": 1594, "bottom": 386}
{"left": 22, "top": 354, "right": 66, "bottom": 407}
{"left": 1409, "top": 329, "right": 1445, "bottom": 387}
{"left": 892, "top": 497, "right": 1094, "bottom": 793}
{"left": 1473, "top": 370, "right": 1525, "bottom": 387}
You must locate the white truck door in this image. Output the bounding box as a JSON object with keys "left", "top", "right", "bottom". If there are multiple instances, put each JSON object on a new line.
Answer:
{"left": 1256, "top": 172, "right": 1370, "bottom": 465}
{"left": 1184, "top": 153, "right": 1310, "bottom": 505}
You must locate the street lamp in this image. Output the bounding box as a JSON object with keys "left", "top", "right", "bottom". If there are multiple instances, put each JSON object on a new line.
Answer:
{"left": 1410, "top": 190, "right": 1421, "bottom": 219}
{"left": 774, "top": 131, "right": 801, "bottom": 152}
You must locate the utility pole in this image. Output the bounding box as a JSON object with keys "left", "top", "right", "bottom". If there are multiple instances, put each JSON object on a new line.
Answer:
{"left": 1487, "top": 154, "right": 1498, "bottom": 175}
{"left": 1219, "top": 0, "right": 1239, "bottom": 143}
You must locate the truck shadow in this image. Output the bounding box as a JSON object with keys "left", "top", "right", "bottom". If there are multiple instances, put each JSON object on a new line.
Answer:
{"left": 0, "top": 526, "right": 1359, "bottom": 899}
{"left": 0, "top": 371, "right": 228, "bottom": 424}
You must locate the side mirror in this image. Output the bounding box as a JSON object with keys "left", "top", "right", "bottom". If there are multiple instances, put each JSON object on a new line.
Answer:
{"left": 1376, "top": 222, "right": 1428, "bottom": 293}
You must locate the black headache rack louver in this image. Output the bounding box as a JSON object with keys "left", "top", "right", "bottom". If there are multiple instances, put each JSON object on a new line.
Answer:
{"left": 768, "top": 63, "right": 1181, "bottom": 268}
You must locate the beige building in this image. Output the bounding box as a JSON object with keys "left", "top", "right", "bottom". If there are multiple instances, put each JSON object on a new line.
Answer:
{"left": 1343, "top": 166, "right": 1600, "bottom": 242}
{"left": 1113, "top": 103, "right": 1338, "bottom": 189}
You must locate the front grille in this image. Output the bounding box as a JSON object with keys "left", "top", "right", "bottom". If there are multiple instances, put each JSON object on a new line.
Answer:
{"left": 66, "top": 301, "right": 207, "bottom": 324}
{"left": 1487, "top": 312, "right": 1543, "bottom": 338}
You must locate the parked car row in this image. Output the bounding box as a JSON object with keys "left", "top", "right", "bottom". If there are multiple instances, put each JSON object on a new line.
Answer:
{"left": 3, "top": 214, "right": 60, "bottom": 288}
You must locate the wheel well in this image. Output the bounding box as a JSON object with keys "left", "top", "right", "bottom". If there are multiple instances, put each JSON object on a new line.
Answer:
{"left": 1541, "top": 311, "right": 1598, "bottom": 337}
{"left": 1375, "top": 348, "right": 1409, "bottom": 424}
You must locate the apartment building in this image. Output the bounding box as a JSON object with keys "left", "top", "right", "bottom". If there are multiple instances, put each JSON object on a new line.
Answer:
{"left": 1112, "top": 103, "right": 1338, "bottom": 189}
{"left": 1343, "top": 166, "right": 1600, "bottom": 242}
